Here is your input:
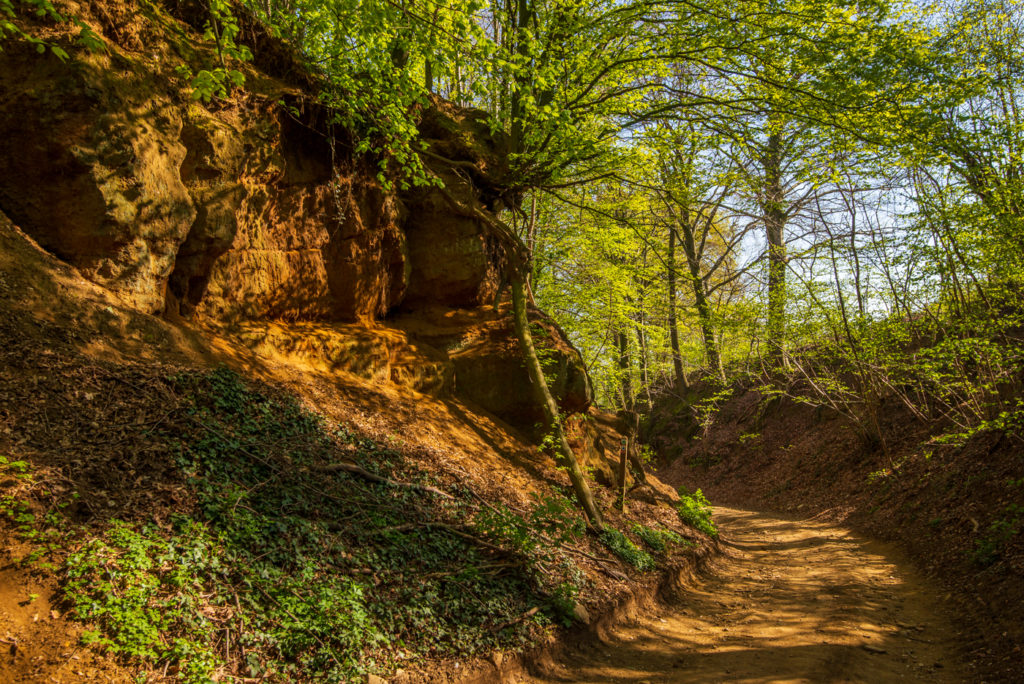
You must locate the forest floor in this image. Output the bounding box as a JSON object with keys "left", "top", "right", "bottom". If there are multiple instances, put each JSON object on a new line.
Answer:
{"left": 525, "top": 507, "right": 965, "bottom": 683}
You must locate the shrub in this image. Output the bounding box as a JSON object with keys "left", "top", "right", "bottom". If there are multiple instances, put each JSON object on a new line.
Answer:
{"left": 631, "top": 523, "right": 688, "bottom": 553}
{"left": 676, "top": 488, "right": 718, "bottom": 538}
{"left": 973, "top": 504, "right": 1023, "bottom": 566}
{"left": 598, "top": 527, "right": 655, "bottom": 571}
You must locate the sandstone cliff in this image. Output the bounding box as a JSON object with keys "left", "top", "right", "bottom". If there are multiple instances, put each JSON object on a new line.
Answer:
{"left": 0, "top": 0, "right": 599, "bottom": 439}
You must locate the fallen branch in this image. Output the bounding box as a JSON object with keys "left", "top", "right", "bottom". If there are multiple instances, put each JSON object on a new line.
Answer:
{"left": 491, "top": 606, "right": 540, "bottom": 633}
{"left": 315, "top": 461, "right": 454, "bottom": 500}
{"left": 595, "top": 564, "right": 630, "bottom": 582}
{"left": 552, "top": 541, "right": 629, "bottom": 581}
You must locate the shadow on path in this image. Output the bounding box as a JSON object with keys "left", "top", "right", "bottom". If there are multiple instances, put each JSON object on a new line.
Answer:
{"left": 527, "top": 508, "right": 964, "bottom": 684}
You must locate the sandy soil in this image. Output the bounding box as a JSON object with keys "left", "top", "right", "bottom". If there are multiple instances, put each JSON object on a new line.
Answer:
{"left": 526, "top": 507, "right": 965, "bottom": 683}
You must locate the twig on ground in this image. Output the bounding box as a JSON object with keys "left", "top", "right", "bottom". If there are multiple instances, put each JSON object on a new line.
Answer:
{"left": 315, "top": 461, "right": 454, "bottom": 499}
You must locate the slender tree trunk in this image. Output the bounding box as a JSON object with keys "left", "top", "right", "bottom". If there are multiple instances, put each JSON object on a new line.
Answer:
{"left": 826, "top": 227, "right": 857, "bottom": 352}
{"left": 509, "top": 0, "right": 530, "bottom": 152}
{"left": 635, "top": 323, "right": 651, "bottom": 407}
{"left": 525, "top": 194, "right": 538, "bottom": 306}
{"left": 678, "top": 222, "right": 725, "bottom": 381}
{"left": 763, "top": 131, "right": 788, "bottom": 367}
{"left": 424, "top": 7, "right": 442, "bottom": 93}
{"left": 846, "top": 189, "right": 865, "bottom": 317}
{"left": 453, "top": 53, "right": 463, "bottom": 105}
{"left": 616, "top": 438, "right": 628, "bottom": 513}
{"left": 511, "top": 278, "right": 603, "bottom": 526}
{"left": 433, "top": 0, "right": 597, "bottom": 525}
{"left": 502, "top": 0, "right": 600, "bottom": 525}
{"left": 666, "top": 224, "right": 688, "bottom": 390}
{"left": 693, "top": 280, "right": 725, "bottom": 382}
{"left": 616, "top": 328, "right": 633, "bottom": 410}
{"left": 633, "top": 248, "right": 653, "bottom": 408}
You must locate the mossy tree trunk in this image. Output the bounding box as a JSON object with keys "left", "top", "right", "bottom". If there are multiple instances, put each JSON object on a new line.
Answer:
{"left": 429, "top": 78, "right": 601, "bottom": 524}
{"left": 511, "top": 277, "right": 604, "bottom": 527}
{"left": 762, "top": 130, "right": 789, "bottom": 369}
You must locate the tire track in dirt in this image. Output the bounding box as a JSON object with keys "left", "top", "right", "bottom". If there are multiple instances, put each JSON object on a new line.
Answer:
{"left": 526, "top": 508, "right": 965, "bottom": 683}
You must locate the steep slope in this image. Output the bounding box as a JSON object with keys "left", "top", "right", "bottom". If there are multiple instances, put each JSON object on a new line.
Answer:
{"left": 0, "top": 181, "right": 706, "bottom": 684}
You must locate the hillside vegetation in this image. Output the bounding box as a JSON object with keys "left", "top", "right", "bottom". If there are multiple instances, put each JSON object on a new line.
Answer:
{"left": 0, "top": 163, "right": 705, "bottom": 682}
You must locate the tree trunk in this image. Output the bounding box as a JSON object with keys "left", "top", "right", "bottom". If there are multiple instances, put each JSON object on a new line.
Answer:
{"left": 666, "top": 224, "right": 688, "bottom": 390}
{"left": 617, "top": 437, "right": 628, "bottom": 513}
{"left": 616, "top": 328, "right": 633, "bottom": 410}
{"left": 632, "top": 249, "right": 653, "bottom": 408}
{"left": 677, "top": 223, "right": 725, "bottom": 381}
{"left": 509, "top": 0, "right": 531, "bottom": 152}
{"left": 525, "top": 194, "right": 538, "bottom": 306}
{"left": 763, "top": 130, "right": 788, "bottom": 367}
{"left": 511, "top": 278, "right": 603, "bottom": 526}
{"left": 635, "top": 323, "right": 651, "bottom": 408}
{"left": 693, "top": 279, "right": 725, "bottom": 382}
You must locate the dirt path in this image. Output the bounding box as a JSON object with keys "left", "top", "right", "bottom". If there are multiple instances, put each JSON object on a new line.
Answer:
{"left": 526, "top": 508, "right": 966, "bottom": 683}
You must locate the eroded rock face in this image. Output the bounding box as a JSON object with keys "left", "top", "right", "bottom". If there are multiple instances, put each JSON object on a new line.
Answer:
{"left": 0, "top": 44, "right": 195, "bottom": 314}
{"left": 450, "top": 333, "right": 591, "bottom": 429}
{"left": 0, "top": 41, "right": 496, "bottom": 323}
{"left": 565, "top": 409, "right": 628, "bottom": 488}
{"left": 400, "top": 102, "right": 509, "bottom": 310}
{"left": 177, "top": 114, "right": 409, "bottom": 323}
{"left": 0, "top": 2, "right": 592, "bottom": 420}
{"left": 391, "top": 307, "right": 593, "bottom": 428}
{"left": 401, "top": 189, "right": 500, "bottom": 309}
{"left": 170, "top": 117, "right": 246, "bottom": 316}
{"left": 0, "top": 41, "right": 411, "bottom": 321}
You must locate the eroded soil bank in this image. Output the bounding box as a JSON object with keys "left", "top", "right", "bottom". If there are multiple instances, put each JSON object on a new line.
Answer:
{"left": 525, "top": 507, "right": 965, "bottom": 683}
